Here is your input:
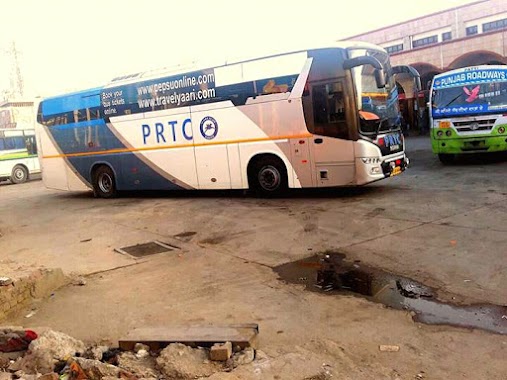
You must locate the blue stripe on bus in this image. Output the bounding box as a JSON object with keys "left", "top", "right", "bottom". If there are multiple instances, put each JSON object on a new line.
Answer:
{"left": 68, "top": 153, "right": 185, "bottom": 191}
{"left": 42, "top": 88, "right": 102, "bottom": 115}
{"left": 48, "top": 121, "right": 186, "bottom": 191}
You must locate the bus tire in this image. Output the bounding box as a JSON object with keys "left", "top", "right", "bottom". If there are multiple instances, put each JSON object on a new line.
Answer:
{"left": 438, "top": 154, "right": 455, "bottom": 165}
{"left": 92, "top": 165, "right": 117, "bottom": 198}
{"left": 11, "top": 165, "right": 28, "bottom": 184}
{"left": 249, "top": 156, "right": 288, "bottom": 197}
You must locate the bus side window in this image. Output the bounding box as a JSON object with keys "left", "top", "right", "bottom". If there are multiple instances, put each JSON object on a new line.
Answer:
{"left": 311, "top": 81, "right": 349, "bottom": 139}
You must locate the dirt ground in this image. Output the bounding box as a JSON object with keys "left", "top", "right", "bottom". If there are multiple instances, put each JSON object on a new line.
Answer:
{"left": 1, "top": 136, "right": 506, "bottom": 379}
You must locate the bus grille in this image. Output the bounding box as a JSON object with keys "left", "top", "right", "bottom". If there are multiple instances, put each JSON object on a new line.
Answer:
{"left": 452, "top": 118, "right": 496, "bottom": 133}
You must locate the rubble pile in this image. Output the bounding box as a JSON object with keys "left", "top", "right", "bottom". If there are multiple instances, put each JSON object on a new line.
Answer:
{"left": 0, "top": 329, "right": 257, "bottom": 380}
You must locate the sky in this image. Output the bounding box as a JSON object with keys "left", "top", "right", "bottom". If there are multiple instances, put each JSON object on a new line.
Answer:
{"left": 0, "top": 0, "right": 480, "bottom": 98}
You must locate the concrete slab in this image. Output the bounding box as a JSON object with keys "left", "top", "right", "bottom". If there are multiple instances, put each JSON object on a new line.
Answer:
{"left": 119, "top": 324, "right": 258, "bottom": 351}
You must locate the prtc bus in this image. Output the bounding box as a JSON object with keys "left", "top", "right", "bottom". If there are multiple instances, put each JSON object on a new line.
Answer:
{"left": 36, "top": 42, "right": 415, "bottom": 197}
{"left": 0, "top": 129, "right": 40, "bottom": 184}
{"left": 430, "top": 65, "right": 507, "bottom": 164}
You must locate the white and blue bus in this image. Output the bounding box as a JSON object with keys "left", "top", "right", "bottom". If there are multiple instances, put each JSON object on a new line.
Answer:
{"left": 0, "top": 129, "right": 40, "bottom": 184}
{"left": 36, "top": 42, "right": 416, "bottom": 197}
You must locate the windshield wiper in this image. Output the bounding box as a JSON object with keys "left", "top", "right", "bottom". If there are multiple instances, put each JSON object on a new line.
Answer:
{"left": 442, "top": 94, "right": 462, "bottom": 108}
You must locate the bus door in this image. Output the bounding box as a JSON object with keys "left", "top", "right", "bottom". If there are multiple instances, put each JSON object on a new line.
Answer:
{"left": 190, "top": 105, "right": 232, "bottom": 189}
{"left": 308, "top": 80, "right": 355, "bottom": 186}
{"left": 289, "top": 136, "right": 314, "bottom": 187}
{"left": 24, "top": 134, "right": 39, "bottom": 172}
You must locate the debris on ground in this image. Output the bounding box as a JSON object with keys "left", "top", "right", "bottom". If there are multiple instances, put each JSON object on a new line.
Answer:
{"left": 8, "top": 330, "right": 86, "bottom": 374}
{"left": 231, "top": 346, "right": 255, "bottom": 367}
{"left": 24, "top": 310, "right": 37, "bottom": 319}
{"left": 0, "top": 328, "right": 262, "bottom": 379}
{"left": 156, "top": 342, "right": 222, "bottom": 379}
{"left": 0, "top": 278, "right": 13, "bottom": 287}
{"left": 379, "top": 345, "right": 400, "bottom": 352}
{"left": 395, "top": 279, "right": 433, "bottom": 299}
{"left": 210, "top": 341, "right": 232, "bottom": 361}
{"left": 0, "top": 329, "right": 38, "bottom": 352}
{"left": 71, "top": 277, "right": 87, "bottom": 286}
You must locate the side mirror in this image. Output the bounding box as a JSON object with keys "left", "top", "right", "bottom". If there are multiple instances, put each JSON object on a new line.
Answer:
{"left": 343, "top": 56, "right": 385, "bottom": 88}
{"left": 374, "top": 70, "right": 386, "bottom": 89}
{"left": 392, "top": 65, "right": 422, "bottom": 91}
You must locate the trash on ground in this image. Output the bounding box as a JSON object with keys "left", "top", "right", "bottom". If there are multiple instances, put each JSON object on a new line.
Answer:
{"left": 0, "top": 327, "right": 260, "bottom": 379}
{"left": 0, "top": 277, "right": 13, "bottom": 286}
{"left": 0, "top": 329, "right": 37, "bottom": 353}
{"left": 379, "top": 344, "right": 400, "bottom": 352}
{"left": 24, "top": 310, "right": 37, "bottom": 319}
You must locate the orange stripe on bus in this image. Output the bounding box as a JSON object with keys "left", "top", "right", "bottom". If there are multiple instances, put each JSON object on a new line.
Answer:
{"left": 42, "top": 133, "right": 313, "bottom": 159}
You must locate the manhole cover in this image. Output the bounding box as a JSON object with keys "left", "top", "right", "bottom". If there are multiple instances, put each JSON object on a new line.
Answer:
{"left": 115, "top": 241, "right": 178, "bottom": 258}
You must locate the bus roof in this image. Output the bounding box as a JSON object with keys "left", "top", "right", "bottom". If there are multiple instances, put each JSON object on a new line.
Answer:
{"left": 105, "top": 41, "right": 385, "bottom": 88}
{"left": 39, "top": 40, "right": 385, "bottom": 105}
{"left": 433, "top": 65, "right": 507, "bottom": 79}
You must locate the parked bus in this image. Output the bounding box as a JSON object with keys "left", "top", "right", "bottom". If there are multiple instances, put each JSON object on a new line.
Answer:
{"left": 0, "top": 129, "right": 40, "bottom": 184}
{"left": 429, "top": 65, "right": 507, "bottom": 164}
{"left": 36, "top": 42, "right": 415, "bottom": 197}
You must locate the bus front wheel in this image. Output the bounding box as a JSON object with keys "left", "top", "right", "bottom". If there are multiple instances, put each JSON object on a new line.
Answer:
{"left": 250, "top": 156, "right": 288, "bottom": 197}
{"left": 438, "top": 154, "right": 455, "bottom": 165}
{"left": 92, "top": 165, "right": 117, "bottom": 198}
{"left": 11, "top": 165, "right": 28, "bottom": 184}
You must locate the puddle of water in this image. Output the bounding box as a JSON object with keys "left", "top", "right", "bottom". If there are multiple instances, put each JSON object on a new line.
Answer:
{"left": 273, "top": 252, "right": 507, "bottom": 335}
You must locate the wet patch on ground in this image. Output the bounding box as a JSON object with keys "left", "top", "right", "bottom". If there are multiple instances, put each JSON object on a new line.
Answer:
{"left": 273, "top": 252, "right": 507, "bottom": 335}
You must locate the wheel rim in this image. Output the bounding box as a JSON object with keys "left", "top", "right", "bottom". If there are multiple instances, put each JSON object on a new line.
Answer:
{"left": 258, "top": 165, "right": 281, "bottom": 191}
{"left": 98, "top": 172, "right": 113, "bottom": 194}
{"left": 14, "top": 168, "right": 25, "bottom": 181}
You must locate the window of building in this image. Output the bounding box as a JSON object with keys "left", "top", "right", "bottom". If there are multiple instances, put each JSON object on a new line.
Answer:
{"left": 442, "top": 32, "right": 452, "bottom": 41}
{"left": 483, "top": 18, "right": 507, "bottom": 32}
{"left": 385, "top": 44, "right": 403, "bottom": 54}
{"left": 466, "top": 25, "right": 478, "bottom": 36}
{"left": 412, "top": 35, "right": 438, "bottom": 48}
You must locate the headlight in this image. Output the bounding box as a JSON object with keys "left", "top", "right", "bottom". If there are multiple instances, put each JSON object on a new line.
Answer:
{"left": 445, "top": 130, "right": 452, "bottom": 136}
{"left": 437, "top": 130, "right": 444, "bottom": 137}
{"left": 361, "top": 157, "right": 381, "bottom": 164}
{"left": 498, "top": 126, "right": 506, "bottom": 134}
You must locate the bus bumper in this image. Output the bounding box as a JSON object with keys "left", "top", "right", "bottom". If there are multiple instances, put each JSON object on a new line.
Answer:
{"left": 432, "top": 135, "right": 507, "bottom": 154}
{"left": 355, "top": 153, "right": 409, "bottom": 185}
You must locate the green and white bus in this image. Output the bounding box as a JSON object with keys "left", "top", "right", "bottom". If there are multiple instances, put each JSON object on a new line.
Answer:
{"left": 36, "top": 42, "right": 417, "bottom": 197}
{"left": 0, "top": 129, "right": 40, "bottom": 184}
{"left": 430, "top": 65, "right": 507, "bottom": 164}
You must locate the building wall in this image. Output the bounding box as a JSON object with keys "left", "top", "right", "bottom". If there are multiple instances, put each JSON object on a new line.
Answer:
{"left": 346, "top": 0, "right": 507, "bottom": 76}
{"left": 0, "top": 101, "right": 36, "bottom": 130}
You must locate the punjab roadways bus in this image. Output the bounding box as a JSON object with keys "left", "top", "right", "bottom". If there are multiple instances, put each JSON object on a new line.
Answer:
{"left": 36, "top": 42, "right": 416, "bottom": 198}
{"left": 0, "top": 129, "right": 40, "bottom": 184}
{"left": 429, "top": 65, "right": 507, "bottom": 164}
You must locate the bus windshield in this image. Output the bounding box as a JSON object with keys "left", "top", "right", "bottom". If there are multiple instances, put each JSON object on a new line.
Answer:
{"left": 432, "top": 82, "right": 507, "bottom": 117}
{"left": 349, "top": 49, "right": 399, "bottom": 135}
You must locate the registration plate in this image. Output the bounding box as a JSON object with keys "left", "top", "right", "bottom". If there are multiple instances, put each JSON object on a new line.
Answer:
{"left": 390, "top": 166, "right": 402, "bottom": 177}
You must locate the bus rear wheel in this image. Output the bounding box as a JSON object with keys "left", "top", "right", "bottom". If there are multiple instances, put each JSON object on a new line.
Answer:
{"left": 11, "top": 165, "right": 28, "bottom": 184}
{"left": 92, "top": 165, "right": 117, "bottom": 198}
{"left": 250, "top": 156, "right": 288, "bottom": 197}
{"left": 438, "top": 154, "right": 455, "bottom": 165}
